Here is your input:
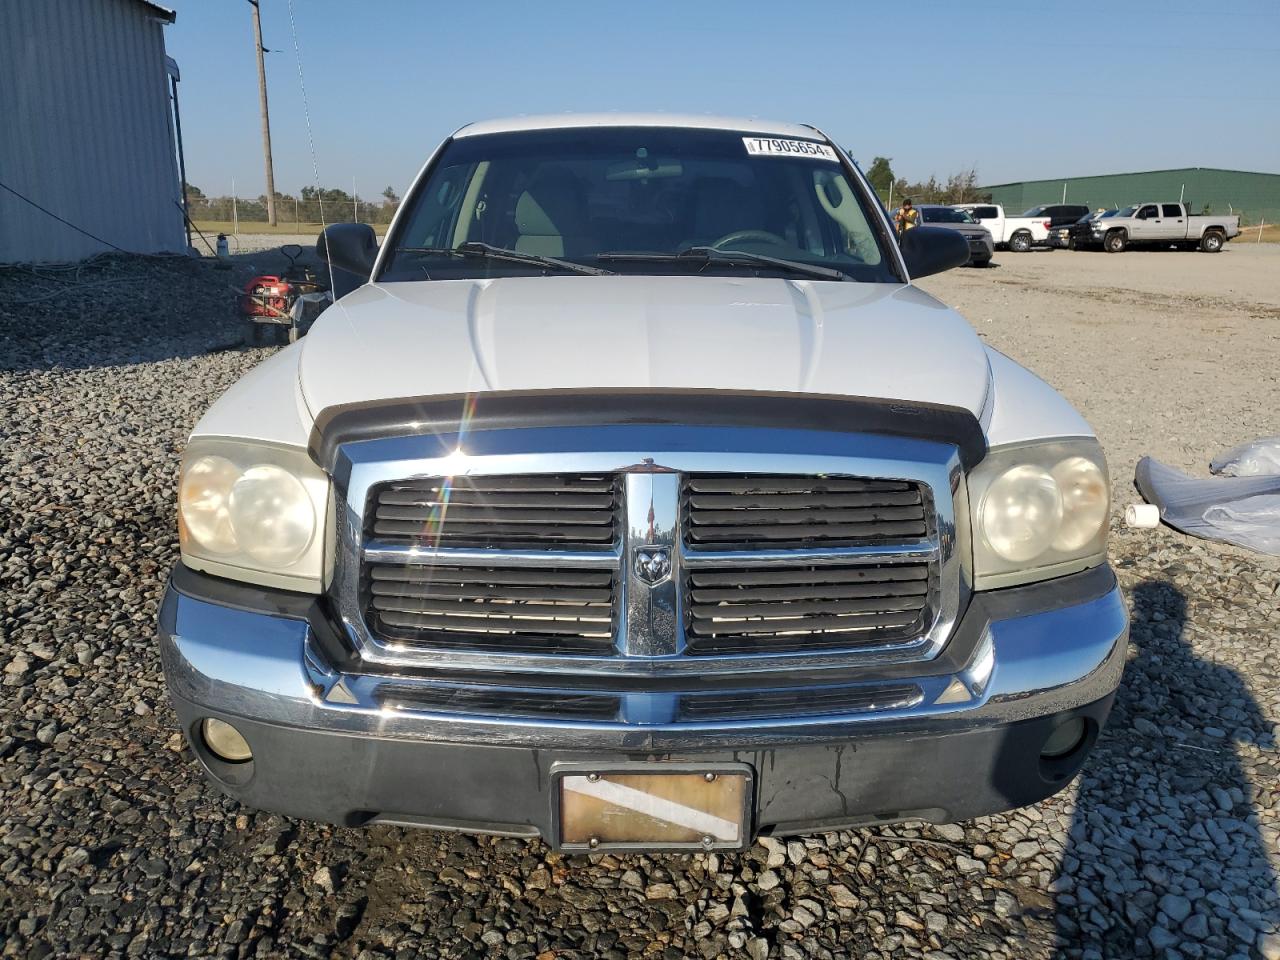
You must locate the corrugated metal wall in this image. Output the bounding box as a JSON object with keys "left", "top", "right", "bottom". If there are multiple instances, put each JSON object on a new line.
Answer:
{"left": 983, "top": 168, "right": 1280, "bottom": 223}
{"left": 0, "top": 0, "right": 184, "bottom": 262}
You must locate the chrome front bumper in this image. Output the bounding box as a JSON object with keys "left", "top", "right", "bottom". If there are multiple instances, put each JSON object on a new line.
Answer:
{"left": 158, "top": 563, "right": 1127, "bottom": 835}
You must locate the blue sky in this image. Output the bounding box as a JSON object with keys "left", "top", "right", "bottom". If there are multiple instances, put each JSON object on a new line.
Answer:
{"left": 164, "top": 0, "right": 1280, "bottom": 200}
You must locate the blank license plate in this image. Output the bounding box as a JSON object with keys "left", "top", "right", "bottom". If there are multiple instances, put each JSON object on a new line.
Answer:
{"left": 556, "top": 767, "right": 751, "bottom": 851}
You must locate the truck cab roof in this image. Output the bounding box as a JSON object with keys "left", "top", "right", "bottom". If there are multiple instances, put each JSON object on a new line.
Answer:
{"left": 454, "top": 113, "right": 823, "bottom": 140}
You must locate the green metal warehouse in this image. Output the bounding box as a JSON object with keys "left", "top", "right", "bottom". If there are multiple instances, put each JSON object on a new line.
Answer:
{"left": 981, "top": 168, "right": 1280, "bottom": 224}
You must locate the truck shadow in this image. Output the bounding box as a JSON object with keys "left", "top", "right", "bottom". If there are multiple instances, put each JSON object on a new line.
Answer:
{"left": 1053, "top": 579, "right": 1278, "bottom": 957}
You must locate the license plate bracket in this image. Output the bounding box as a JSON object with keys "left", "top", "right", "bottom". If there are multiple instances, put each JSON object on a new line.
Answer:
{"left": 551, "top": 762, "right": 753, "bottom": 852}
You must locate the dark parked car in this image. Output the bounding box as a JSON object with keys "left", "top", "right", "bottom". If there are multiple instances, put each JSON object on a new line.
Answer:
{"left": 917, "top": 204, "right": 994, "bottom": 266}
{"left": 1020, "top": 204, "right": 1092, "bottom": 231}
{"left": 1049, "top": 210, "right": 1120, "bottom": 250}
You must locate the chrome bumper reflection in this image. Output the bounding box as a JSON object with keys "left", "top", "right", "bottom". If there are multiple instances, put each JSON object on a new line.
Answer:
{"left": 159, "top": 571, "right": 1128, "bottom": 751}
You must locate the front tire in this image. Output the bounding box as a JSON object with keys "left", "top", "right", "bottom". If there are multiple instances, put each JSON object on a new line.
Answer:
{"left": 1200, "top": 231, "right": 1224, "bottom": 253}
{"left": 1009, "top": 231, "right": 1032, "bottom": 253}
{"left": 1104, "top": 230, "right": 1127, "bottom": 253}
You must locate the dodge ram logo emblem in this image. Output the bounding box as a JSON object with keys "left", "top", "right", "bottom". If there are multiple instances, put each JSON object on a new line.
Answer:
{"left": 633, "top": 546, "right": 672, "bottom": 586}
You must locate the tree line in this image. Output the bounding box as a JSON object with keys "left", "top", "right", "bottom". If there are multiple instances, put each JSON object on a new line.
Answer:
{"left": 185, "top": 161, "right": 989, "bottom": 226}
{"left": 861, "top": 157, "right": 989, "bottom": 207}
{"left": 184, "top": 184, "right": 401, "bottom": 225}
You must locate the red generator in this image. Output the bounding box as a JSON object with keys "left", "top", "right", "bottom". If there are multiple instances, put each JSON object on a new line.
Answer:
{"left": 238, "top": 244, "right": 326, "bottom": 346}
{"left": 241, "top": 274, "right": 291, "bottom": 322}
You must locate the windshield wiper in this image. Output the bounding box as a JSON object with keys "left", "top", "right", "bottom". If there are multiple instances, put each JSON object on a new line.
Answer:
{"left": 597, "top": 247, "right": 849, "bottom": 282}
{"left": 396, "top": 241, "right": 613, "bottom": 276}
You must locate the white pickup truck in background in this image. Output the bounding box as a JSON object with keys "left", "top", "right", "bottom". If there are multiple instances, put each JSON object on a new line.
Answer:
{"left": 1090, "top": 203, "right": 1241, "bottom": 253}
{"left": 953, "top": 204, "right": 1054, "bottom": 252}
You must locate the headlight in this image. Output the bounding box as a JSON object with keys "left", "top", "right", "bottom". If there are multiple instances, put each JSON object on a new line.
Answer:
{"left": 967, "top": 438, "right": 1109, "bottom": 589}
{"left": 178, "top": 438, "right": 329, "bottom": 592}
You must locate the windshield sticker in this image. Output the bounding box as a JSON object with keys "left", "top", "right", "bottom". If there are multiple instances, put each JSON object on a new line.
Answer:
{"left": 742, "top": 137, "right": 838, "bottom": 161}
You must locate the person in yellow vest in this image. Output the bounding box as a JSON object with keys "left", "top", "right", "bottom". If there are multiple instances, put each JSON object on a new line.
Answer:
{"left": 893, "top": 198, "right": 919, "bottom": 235}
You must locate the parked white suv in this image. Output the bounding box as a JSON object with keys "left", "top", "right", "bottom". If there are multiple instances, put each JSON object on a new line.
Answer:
{"left": 160, "top": 114, "right": 1126, "bottom": 852}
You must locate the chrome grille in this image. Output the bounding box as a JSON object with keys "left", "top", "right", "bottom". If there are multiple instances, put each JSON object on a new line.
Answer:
{"left": 371, "top": 473, "right": 619, "bottom": 550}
{"left": 682, "top": 473, "right": 927, "bottom": 550}
{"left": 366, "top": 564, "right": 616, "bottom": 654}
{"left": 335, "top": 426, "right": 961, "bottom": 684}
{"left": 684, "top": 561, "right": 933, "bottom": 655}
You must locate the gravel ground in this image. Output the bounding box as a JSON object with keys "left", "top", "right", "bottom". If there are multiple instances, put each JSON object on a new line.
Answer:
{"left": 1, "top": 244, "right": 1278, "bottom": 959}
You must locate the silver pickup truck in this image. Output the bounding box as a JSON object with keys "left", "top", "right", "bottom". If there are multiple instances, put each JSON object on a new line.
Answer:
{"left": 1093, "top": 202, "right": 1240, "bottom": 253}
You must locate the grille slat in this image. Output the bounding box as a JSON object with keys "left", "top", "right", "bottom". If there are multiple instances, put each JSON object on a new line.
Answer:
{"left": 687, "top": 490, "right": 921, "bottom": 509}
{"left": 371, "top": 473, "right": 620, "bottom": 551}
{"left": 374, "top": 597, "right": 610, "bottom": 621}
{"left": 679, "top": 682, "right": 923, "bottom": 721}
{"left": 691, "top": 609, "right": 922, "bottom": 638}
{"left": 690, "top": 595, "right": 925, "bottom": 621}
{"left": 378, "top": 684, "right": 620, "bottom": 721}
{"left": 377, "top": 610, "right": 612, "bottom": 637}
{"left": 690, "top": 579, "right": 929, "bottom": 603}
{"left": 683, "top": 473, "right": 928, "bottom": 551}
{"left": 690, "top": 506, "right": 923, "bottom": 524}
{"left": 375, "top": 505, "right": 616, "bottom": 525}
{"left": 686, "top": 477, "right": 911, "bottom": 494}
{"left": 372, "top": 581, "right": 613, "bottom": 603}
{"left": 371, "top": 566, "right": 612, "bottom": 588}
{"left": 687, "top": 566, "right": 928, "bottom": 587}
{"left": 373, "top": 519, "right": 616, "bottom": 543}
{"left": 687, "top": 520, "right": 927, "bottom": 542}
{"left": 379, "top": 490, "right": 614, "bottom": 509}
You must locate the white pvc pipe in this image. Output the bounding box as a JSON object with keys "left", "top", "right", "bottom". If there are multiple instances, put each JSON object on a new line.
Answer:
{"left": 1125, "top": 504, "right": 1160, "bottom": 528}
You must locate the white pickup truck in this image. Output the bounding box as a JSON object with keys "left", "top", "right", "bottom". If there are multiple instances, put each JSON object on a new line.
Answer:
{"left": 953, "top": 203, "right": 1054, "bottom": 252}
{"left": 160, "top": 114, "right": 1126, "bottom": 852}
{"left": 1090, "top": 202, "right": 1241, "bottom": 253}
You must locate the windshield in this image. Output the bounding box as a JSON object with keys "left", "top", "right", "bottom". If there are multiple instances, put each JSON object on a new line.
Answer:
{"left": 380, "top": 127, "right": 896, "bottom": 283}
{"left": 1117, "top": 206, "right": 1138, "bottom": 217}
{"left": 1020, "top": 205, "right": 1050, "bottom": 217}
{"left": 921, "top": 207, "right": 974, "bottom": 224}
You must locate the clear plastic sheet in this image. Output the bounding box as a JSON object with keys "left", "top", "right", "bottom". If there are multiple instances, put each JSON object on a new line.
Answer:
{"left": 1134, "top": 456, "right": 1280, "bottom": 556}
{"left": 1209, "top": 437, "right": 1280, "bottom": 477}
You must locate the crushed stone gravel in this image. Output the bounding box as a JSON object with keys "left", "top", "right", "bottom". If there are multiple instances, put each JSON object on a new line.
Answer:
{"left": 1, "top": 245, "right": 1277, "bottom": 959}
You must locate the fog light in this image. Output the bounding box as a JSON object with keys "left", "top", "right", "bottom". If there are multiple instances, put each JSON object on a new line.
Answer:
{"left": 201, "top": 718, "right": 252, "bottom": 763}
{"left": 1040, "top": 718, "right": 1087, "bottom": 758}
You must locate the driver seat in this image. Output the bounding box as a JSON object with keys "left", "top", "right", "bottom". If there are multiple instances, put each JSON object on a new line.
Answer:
{"left": 514, "top": 167, "right": 592, "bottom": 258}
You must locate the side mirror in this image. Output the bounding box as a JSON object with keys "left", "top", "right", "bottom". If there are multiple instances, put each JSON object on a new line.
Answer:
{"left": 316, "top": 223, "right": 378, "bottom": 277}
{"left": 899, "top": 225, "right": 970, "bottom": 279}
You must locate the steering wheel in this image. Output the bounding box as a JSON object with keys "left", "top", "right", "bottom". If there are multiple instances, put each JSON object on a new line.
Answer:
{"left": 709, "top": 229, "right": 790, "bottom": 250}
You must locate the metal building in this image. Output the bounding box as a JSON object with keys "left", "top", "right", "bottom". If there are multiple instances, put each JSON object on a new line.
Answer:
{"left": 0, "top": 0, "right": 184, "bottom": 263}
{"left": 982, "top": 168, "right": 1280, "bottom": 224}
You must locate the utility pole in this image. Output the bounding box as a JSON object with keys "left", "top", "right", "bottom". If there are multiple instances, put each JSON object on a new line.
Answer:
{"left": 249, "top": 0, "right": 277, "bottom": 225}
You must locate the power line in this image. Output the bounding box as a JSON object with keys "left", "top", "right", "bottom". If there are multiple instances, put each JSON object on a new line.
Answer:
{"left": 0, "top": 180, "right": 128, "bottom": 253}
{"left": 286, "top": 0, "right": 337, "bottom": 296}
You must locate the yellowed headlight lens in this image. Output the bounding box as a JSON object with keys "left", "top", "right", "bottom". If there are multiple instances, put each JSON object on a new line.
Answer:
{"left": 179, "top": 455, "right": 241, "bottom": 554}
{"left": 228, "top": 464, "right": 315, "bottom": 566}
{"left": 980, "top": 464, "right": 1063, "bottom": 563}
{"left": 1052, "top": 456, "right": 1109, "bottom": 551}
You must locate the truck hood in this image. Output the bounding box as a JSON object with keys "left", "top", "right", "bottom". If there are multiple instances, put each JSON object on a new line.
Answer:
{"left": 298, "top": 276, "right": 993, "bottom": 422}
